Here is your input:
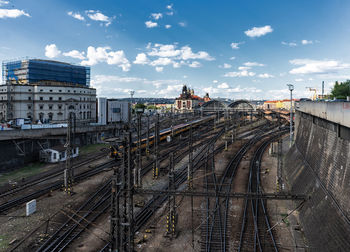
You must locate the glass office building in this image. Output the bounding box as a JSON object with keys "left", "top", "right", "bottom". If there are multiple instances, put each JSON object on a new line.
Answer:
{"left": 2, "top": 59, "right": 90, "bottom": 86}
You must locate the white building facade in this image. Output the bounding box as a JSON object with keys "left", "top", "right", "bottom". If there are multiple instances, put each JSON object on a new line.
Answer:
{"left": 0, "top": 83, "right": 96, "bottom": 123}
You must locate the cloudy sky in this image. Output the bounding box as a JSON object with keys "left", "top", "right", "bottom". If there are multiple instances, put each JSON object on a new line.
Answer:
{"left": 1, "top": 0, "right": 350, "bottom": 100}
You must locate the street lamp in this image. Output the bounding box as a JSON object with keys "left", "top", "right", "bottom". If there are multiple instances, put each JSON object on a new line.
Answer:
{"left": 287, "top": 84, "right": 294, "bottom": 147}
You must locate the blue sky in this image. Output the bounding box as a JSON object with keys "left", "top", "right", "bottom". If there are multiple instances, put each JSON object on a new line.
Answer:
{"left": 1, "top": 0, "right": 350, "bottom": 100}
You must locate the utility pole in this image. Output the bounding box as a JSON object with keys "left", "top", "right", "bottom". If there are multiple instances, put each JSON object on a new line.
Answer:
{"left": 118, "top": 131, "right": 134, "bottom": 252}
{"left": 64, "top": 112, "right": 75, "bottom": 195}
{"left": 166, "top": 153, "right": 177, "bottom": 238}
{"left": 146, "top": 114, "right": 150, "bottom": 159}
{"left": 153, "top": 114, "right": 160, "bottom": 179}
{"left": 322, "top": 81, "right": 324, "bottom": 98}
{"left": 135, "top": 107, "right": 144, "bottom": 187}
{"left": 287, "top": 84, "right": 294, "bottom": 147}
{"left": 110, "top": 144, "right": 121, "bottom": 251}
{"left": 277, "top": 114, "right": 283, "bottom": 192}
{"left": 187, "top": 124, "right": 194, "bottom": 248}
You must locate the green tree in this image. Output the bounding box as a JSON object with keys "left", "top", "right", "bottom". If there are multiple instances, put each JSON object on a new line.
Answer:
{"left": 134, "top": 103, "right": 146, "bottom": 109}
{"left": 331, "top": 80, "right": 350, "bottom": 99}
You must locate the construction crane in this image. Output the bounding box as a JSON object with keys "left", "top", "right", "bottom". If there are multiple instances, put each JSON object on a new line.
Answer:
{"left": 306, "top": 87, "right": 317, "bottom": 100}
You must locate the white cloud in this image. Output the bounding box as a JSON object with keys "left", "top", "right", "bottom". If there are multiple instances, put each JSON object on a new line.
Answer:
{"left": 150, "top": 57, "right": 173, "bottom": 66}
{"left": 0, "top": 1, "right": 9, "bottom": 6}
{"left": 165, "top": 24, "right": 171, "bottom": 29}
{"left": 245, "top": 25, "right": 273, "bottom": 37}
{"left": 45, "top": 44, "right": 61, "bottom": 58}
{"left": 301, "top": 39, "right": 313, "bottom": 45}
{"left": 0, "top": 9, "right": 30, "bottom": 18}
{"left": 67, "top": 11, "right": 85, "bottom": 21}
{"left": 148, "top": 44, "right": 180, "bottom": 57}
{"left": 166, "top": 11, "right": 174, "bottom": 16}
{"left": 238, "top": 66, "right": 251, "bottom": 70}
{"left": 224, "top": 70, "right": 255, "bottom": 77}
{"left": 91, "top": 75, "right": 144, "bottom": 85}
{"left": 145, "top": 20, "right": 158, "bottom": 28}
{"left": 81, "top": 46, "right": 131, "bottom": 71}
{"left": 107, "top": 51, "right": 131, "bottom": 71}
{"left": 218, "top": 82, "right": 229, "bottom": 89}
{"left": 189, "top": 61, "right": 201, "bottom": 68}
{"left": 230, "top": 56, "right": 236, "bottom": 60}
{"left": 133, "top": 53, "right": 150, "bottom": 65}
{"left": 219, "top": 63, "right": 232, "bottom": 69}
{"left": 166, "top": 4, "right": 173, "bottom": 10}
{"left": 295, "top": 78, "right": 304, "bottom": 82}
{"left": 86, "top": 10, "right": 112, "bottom": 26}
{"left": 135, "top": 43, "right": 214, "bottom": 70}
{"left": 213, "top": 80, "right": 218, "bottom": 83}
{"left": 282, "top": 41, "right": 297, "bottom": 47}
{"left": 178, "top": 22, "right": 186, "bottom": 27}
{"left": 155, "top": 66, "right": 163, "bottom": 72}
{"left": 90, "top": 74, "right": 183, "bottom": 98}
{"left": 258, "top": 73, "right": 274, "bottom": 78}
{"left": 244, "top": 61, "right": 264, "bottom": 67}
{"left": 180, "top": 45, "right": 214, "bottom": 61}
{"left": 230, "top": 42, "right": 244, "bottom": 49}
{"left": 289, "top": 59, "right": 350, "bottom": 75}
{"left": 151, "top": 13, "right": 162, "bottom": 20}
{"left": 63, "top": 50, "right": 85, "bottom": 60}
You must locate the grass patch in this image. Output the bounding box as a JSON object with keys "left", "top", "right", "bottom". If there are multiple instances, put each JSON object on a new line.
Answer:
{"left": 281, "top": 213, "right": 290, "bottom": 227}
{"left": 79, "top": 143, "right": 108, "bottom": 155}
{"left": 0, "top": 162, "right": 46, "bottom": 186}
{"left": 0, "top": 235, "right": 10, "bottom": 251}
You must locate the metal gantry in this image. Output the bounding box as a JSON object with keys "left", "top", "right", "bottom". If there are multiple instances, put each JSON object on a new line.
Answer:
{"left": 64, "top": 112, "right": 75, "bottom": 195}
{"left": 166, "top": 153, "right": 177, "bottom": 238}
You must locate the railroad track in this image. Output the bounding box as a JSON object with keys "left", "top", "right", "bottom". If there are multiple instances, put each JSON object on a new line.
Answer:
{"left": 237, "top": 129, "right": 287, "bottom": 252}
{"left": 12, "top": 122, "right": 223, "bottom": 251}
{"left": 33, "top": 180, "right": 112, "bottom": 252}
{"left": 0, "top": 152, "right": 107, "bottom": 199}
{"left": 203, "top": 125, "right": 271, "bottom": 252}
{"left": 13, "top": 119, "right": 260, "bottom": 251}
{"left": 0, "top": 121, "right": 218, "bottom": 215}
{"left": 0, "top": 159, "right": 115, "bottom": 214}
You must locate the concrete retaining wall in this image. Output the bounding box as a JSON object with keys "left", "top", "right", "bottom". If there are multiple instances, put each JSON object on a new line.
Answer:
{"left": 284, "top": 110, "right": 350, "bottom": 251}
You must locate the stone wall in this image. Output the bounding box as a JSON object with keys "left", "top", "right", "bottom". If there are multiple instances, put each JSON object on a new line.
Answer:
{"left": 284, "top": 110, "right": 350, "bottom": 251}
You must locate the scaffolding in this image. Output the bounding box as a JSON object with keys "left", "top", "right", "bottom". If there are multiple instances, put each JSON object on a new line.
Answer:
{"left": 2, "top": 59, "right": 90, "bottom": 86}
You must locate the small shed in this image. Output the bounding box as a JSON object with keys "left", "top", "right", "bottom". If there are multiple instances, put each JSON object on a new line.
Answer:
{"left": 40, "top": 146, "right": 79, "bottom": 163}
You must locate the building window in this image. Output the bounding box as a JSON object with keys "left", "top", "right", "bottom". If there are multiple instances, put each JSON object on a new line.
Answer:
{"left": 27, "top": 105, "right": 32, "bottom": 109}
{"left": 28, "top": 89, "right": 31, "bottom": 92}
{"left": 50, "top": 90, "right": 53, "bottom": 92}
{"left": 58, "top": 105, "right": 62, "bottom": 109}
{"left": 39, "top": 113, "right": 44, "bottom": 121}
{"left": 40, "top": 89, "right": 43, "bottom": 92}
{"left": 48, "top": 113, "right": 53, "bottom": 121}
{"left": 39, "top": 105, "right": 44, "bottom": 110}
{"left": 49, "top": 97, "right": 53, "bottom": 101}
{"left": 74, "top": 90, "right": 76, "bottom": 93}
{"left": 58, "top": 97, "right": 62, "bottom": 101}
{"left": 28, "top": 97, "right": 31, "bottom": 100}
{"left": 68, "top": 90, "right": 70, "bottom": 93}
{"left": 59, "top": 90, "right": 62, "bottom": 92}
{"left": 40, "top": 97, "right": 43, "bottom": 101}
{"left": 49, "top": 105, "right": 53, "bottom": 110}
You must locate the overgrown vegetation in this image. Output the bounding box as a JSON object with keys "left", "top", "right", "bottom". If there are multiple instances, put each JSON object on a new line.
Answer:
{"left": 0, "top": 235, "right": 10, "bottom": 250}
{"left": 0, "top": 162, "right": 45, "bottom": 186}
{"left": 79, "top": 143, "right": 107, "bottom": 155}
{"left": 331, "top": 80, "right": 350, "bottom": 99}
